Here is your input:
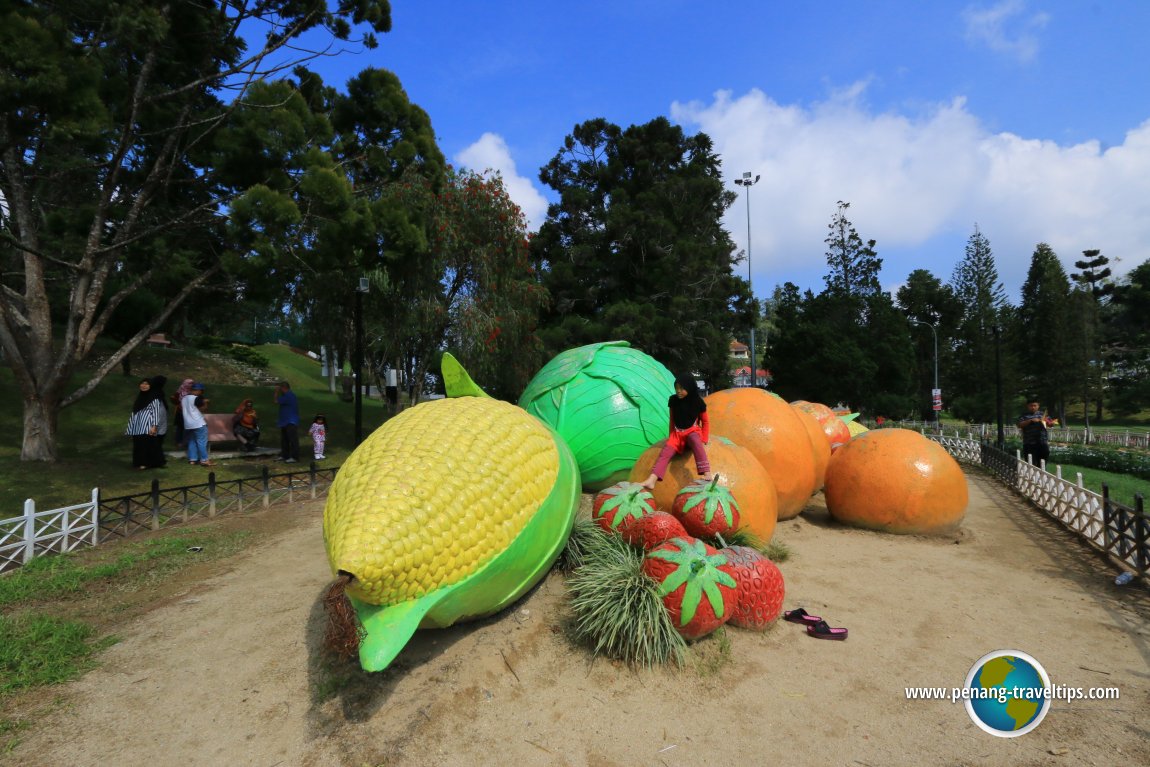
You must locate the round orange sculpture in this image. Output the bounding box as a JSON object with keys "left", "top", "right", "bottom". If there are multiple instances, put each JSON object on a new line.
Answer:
{"left": 824, "top": 428, "right": 968, "bottom": 534}
{"left": 704, "top": 388, "right": 816, "bottom": 521}
{"left": 789, "top": 403, "right": 832, "bottom": 494}
{"left": 629, "top": 435, "right": 778, "bottom": 542}
{"left": 792, "top": 400, "right": 851, "bottom": 450}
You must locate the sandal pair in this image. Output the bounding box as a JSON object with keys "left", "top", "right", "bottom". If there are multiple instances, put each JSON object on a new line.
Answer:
{"left": 783, "top": 608, "right": 848, "bottom": 640}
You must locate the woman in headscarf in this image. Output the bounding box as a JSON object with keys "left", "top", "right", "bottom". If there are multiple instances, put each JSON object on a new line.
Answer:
{"left": 171, "top": 378, "right": 194, "bottom": 447}
{"left": 125, "top": 375, "right": 169, "bottom": 469}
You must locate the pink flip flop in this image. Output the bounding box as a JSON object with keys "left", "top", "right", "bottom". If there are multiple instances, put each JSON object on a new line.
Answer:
{"left": 783, "top": 608, "right": 823, "bottom": 626}
{"left": 806, "top": 620, "right": 848, "bottom": 640}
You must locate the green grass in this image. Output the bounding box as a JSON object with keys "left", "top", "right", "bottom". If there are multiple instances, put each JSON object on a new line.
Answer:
{"left": 0, "top": 530, "right": 251, "bottom": 607}
{"left": 0, "top": 528, "right": 251, "bottom": 698}
{"left": 0, "top": 342, "right": 392, "bottom": 512}
{"left": 1053, "top": 464, "right": 1149, "bottom": 510}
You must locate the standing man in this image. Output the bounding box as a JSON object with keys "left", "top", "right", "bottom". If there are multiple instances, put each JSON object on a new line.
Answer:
{"left": 182, "top": 382, "right": 212, "bottom": 466}
{"left": 1017, "top": 399, "right": 1049, "bottom": 466}
{"left": 274, "top": 380, "right": 300, "bottom": 463}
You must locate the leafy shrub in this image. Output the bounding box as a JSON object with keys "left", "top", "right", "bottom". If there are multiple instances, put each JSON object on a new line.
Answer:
{"left": 1046, "top": 443, "right": 1150, "bottom": 481}
{"left": 192, "top": 335, "right": 229, "bottom": 352}
{"left": 227, "top": 345, "right": 269, "bottom": 369}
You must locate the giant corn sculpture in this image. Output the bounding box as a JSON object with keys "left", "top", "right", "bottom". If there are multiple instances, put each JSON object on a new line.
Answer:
{"left": 323, "top": 357, "right": 580, "bottom": 672}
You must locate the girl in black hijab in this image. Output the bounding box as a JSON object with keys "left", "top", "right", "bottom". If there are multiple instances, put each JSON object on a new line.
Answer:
{"left": 638, "top": 373, "right": 712, "bottom": 489}
{"left": 125, "top": 375, "right": 169, "bottom": 469}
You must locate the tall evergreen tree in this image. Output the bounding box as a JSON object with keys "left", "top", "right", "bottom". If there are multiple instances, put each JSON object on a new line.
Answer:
{"left": 895, "top": 269, "right": 962, "bottom": 419}
{"left": 823, "top": 201, "right": 881, "bottom": 297}
{"left": 1106, "top": 258, "right": 1150, "bottom": 414}
{"left": 765, "top": 207, "right": 913, "bottom": 414}
{"left": 1017, "top": 243, "right": 1071, "bottom": 421}
{"left": 531, "top": 117, "right": 751, "bottom": 385}
{"left": 1071, "top": 249, "right": 1113, "bottom": 422}
{"left": 1072, "top": 249, "right": 1115, "bottom": 300}
{"left": 949, "top": 225, "right": 1011, "bottom": 421}
{"left": 1064, "top": 287, "right": 1100, "bottom": 430}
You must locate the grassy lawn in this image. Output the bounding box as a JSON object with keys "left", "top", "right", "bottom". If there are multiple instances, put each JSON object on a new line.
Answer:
{"left": 1049, "top": 464, "right": 1149, "bottom": 510}
{"left": 1, "top": 343, "right": 392, "bottom": 512}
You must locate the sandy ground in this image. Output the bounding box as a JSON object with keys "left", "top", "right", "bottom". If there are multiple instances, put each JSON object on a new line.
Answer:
{"left": 8, "top": 471, "right": 1149, "bottom": 767}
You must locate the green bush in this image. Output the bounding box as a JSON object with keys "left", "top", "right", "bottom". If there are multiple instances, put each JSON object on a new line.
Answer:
{"left": 1046, "top": 443, "right": 1150, "bottom": 481}
{"left": 192, "top": 334, "right": 229, "bottom": 352}
{"left": 227, "top": 345, "right": 269, "bottom": 369}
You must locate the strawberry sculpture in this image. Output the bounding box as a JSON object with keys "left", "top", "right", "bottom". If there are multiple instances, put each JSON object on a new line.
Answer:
{"left": 672, "top": 475, "right": 741, "bottom": 539}
{"left": 624, "top": 511, "right": 688, "bottom": 550}
{"left": 642, "top": 537, "right": 738, "bottom": 639}
{"left": 720, "top": 545, "right": 785, "bottom": 630}
{"left": 592, "top": 481, "right": 657, "bottom": 537}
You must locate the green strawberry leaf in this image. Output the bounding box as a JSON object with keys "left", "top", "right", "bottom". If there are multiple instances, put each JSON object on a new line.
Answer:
{"left": 647, "top": 539, "right": 735, "bottom": 627}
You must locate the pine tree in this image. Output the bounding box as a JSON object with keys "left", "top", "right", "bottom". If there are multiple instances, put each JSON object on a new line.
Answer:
{"left": 949, "top": 226, "right": 1011, "bottom": 421}
{"left": 823, "top": 201, "right": 882, "bottom": 297}
{"left": 1017, "top": 243, "right": 1071, "bottom": 421}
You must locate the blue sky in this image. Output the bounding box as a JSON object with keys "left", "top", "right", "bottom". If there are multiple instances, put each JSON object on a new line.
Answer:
{"left": 308, "top": 0, "right": 1150, "bottom": 302}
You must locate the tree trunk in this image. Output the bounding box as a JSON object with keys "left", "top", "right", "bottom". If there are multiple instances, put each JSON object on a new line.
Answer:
{"left": 21, "top": 395, "right": 62, "bottom": 462}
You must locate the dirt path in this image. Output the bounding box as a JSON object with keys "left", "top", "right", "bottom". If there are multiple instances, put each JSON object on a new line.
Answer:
{"left": 8, "top": 473, "right": 1149, "bottom": 767}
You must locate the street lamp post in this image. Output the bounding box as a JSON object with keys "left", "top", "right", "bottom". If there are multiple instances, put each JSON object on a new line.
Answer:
{"left": 734, "top": 171, "right": 760, "bottom": 386}
{"left": 993, "top": 323, "right": 1005, "bottom": 449}
{"left": 910, "top": 318, "right": 939, "bottom": 430}
{"left": 354, "top": 276, "right": 369, "bottom": 446}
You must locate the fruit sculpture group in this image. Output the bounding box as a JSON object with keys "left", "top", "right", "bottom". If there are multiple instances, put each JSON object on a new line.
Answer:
{"left": 323, "top": 344, "right": 967, "bottom": 670}
{"left": 593, "top": 479, "right": 786, "bottom": 640}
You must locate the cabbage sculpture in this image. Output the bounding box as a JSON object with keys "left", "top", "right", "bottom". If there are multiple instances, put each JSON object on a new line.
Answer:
{"left": 518, "top": 341, "right": 675, "bottom": 491}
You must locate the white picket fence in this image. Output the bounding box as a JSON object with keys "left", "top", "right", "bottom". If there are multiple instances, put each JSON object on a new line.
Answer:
{"left": 929, "top": 435, "right": 1147, "bottom": 575}
{"left": 0, "top": 489, "right": 100, "bottom": 573}
{"left": 892, "top": 419, "right": 1150, "bottom": 449}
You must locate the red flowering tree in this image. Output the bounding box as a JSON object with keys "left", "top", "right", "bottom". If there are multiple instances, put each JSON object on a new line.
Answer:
{"left": 383, "top": 167, "right": 546, "bottom": 400}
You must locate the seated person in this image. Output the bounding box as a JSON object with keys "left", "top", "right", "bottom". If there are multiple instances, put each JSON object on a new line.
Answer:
{"left": 232, "top": 399, "right": 261, "bottom": 451}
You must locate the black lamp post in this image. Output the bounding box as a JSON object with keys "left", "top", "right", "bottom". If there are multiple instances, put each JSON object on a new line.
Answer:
{"left": 910, "top": 318, "right": 940, "bottom": 430}
{"left": 734, "top": 171, "right": 760, "bottom": 386}
{"left": 354, "top": 276, "right": 369, "bottom": 446}
{"left": 993, "top": 323, "right": 1005, "bottom": 449}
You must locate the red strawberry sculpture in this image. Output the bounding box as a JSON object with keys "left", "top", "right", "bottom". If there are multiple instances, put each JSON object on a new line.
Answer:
{"left": 592, "top": 481, "right": 658, "bottom": 537}
{"left": 720, "top": 545, "right": 785, "bottom": 630}
{"left": 672, "top": 475, "right": 741, "bottom": 539}
{"left": 642, "top": 537, "right": 738, "bottom": 639}
{"left": 623, "top": 511, "right": 688, "bottom": 550}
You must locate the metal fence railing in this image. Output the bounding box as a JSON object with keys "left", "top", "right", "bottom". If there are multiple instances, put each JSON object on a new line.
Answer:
{"left": 1, "top": 464, "right": 337, "bottom": 574}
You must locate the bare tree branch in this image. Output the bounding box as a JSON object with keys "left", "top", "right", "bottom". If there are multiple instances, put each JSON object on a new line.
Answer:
{"left": 61, "top": 262, "right": 223, "bottom": 407}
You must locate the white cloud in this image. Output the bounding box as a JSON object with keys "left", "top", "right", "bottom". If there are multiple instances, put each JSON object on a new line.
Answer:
{"left": 962, "top": 1, "right": 1050, "bottom": 63}
{"left": 454, "top": 133, "right": 549, "bottom": 231}
{"left": 671, "top": 86, "right": 1150, "bottom": 298}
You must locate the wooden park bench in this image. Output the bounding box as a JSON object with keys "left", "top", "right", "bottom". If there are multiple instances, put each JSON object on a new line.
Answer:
{"left": 203, "top": 413, "right": 239, "bottom": 444}
{"left": 146, "top": 333, "right": 172, "bottom": 348}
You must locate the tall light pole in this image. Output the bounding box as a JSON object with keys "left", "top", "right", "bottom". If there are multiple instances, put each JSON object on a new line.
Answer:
{"left": 734, "top": 171, "right": 760, "bottom": 386}
{"left": 354, "top": 276, "right": 369, "bottom": 446}
{"left": 910, "top": 318, "right": 939, "bottom": 430}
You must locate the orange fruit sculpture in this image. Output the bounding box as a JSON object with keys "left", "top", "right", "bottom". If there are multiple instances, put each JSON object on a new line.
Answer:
{"left": 789, "top": 403, "right": 832, "bottom": 493}
{"left": 629, "top": 435, "right": 778, "bottom": 542}
{"left": 703, "top": 388, "right": 816, "bottom": 521}
{"left": 823, "top": 428, "right": 968, "bottom": 534}
{"left": 792, "top": 400, "right": 852, "bottom": 450}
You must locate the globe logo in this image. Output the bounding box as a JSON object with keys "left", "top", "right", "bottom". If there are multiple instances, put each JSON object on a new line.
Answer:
{"left": 964, "top": 650, "right": 1051, "bottom": 737}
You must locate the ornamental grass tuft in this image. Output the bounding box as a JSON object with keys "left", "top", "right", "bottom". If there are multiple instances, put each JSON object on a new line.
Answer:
{"left": 565, "top": 530, "right": 686, "bottom": 668}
